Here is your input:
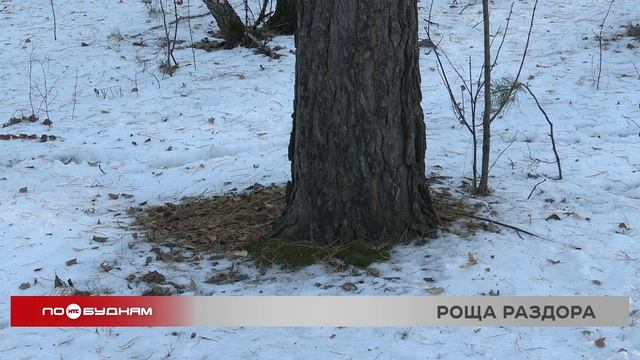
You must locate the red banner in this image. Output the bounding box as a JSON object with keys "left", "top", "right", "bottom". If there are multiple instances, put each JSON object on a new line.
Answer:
{"left": 11, "top": 296, "right": 189, "bottom": 327}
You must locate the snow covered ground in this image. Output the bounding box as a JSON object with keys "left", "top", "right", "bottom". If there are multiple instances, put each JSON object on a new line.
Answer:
{"left": 1, "top": 0, "right": 639, "bottom": 358}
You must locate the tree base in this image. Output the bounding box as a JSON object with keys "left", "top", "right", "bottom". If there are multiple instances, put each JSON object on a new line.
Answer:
{"left": 271, "top": 182, "right": 438, "bottom": 246}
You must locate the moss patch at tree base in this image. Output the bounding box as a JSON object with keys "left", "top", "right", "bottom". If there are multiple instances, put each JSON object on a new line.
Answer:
{"left": 247, "top": 240, "right": 324, "bottom": 268}
{"left": 334, "top": 240, "right": 389, "bottom": 268}
{"left": 248, "top": 239, "right": 389, "bottom": 269}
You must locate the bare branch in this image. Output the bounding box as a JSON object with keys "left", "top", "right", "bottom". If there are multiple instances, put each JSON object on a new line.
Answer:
{"left": 187, "top": 0, "right": 197, "bottom": 70}
{"left": 527, "top": 178, "right": 547, "bottom": 200}
{"left": 597, "top": 0, "right": 615, "bottom": 90}
{"left": 522, "top": 83, "right": 562, "bottom": 180}
{"left": 49, "top": 0, "right": 57, "bottom": 40}
{"left": 490, "top": 0, "right": 538, "bottom": 124}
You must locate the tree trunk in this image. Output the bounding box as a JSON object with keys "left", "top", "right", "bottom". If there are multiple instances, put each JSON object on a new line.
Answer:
{"left": 272, "top": 0, "right": 438, "bottom": 245}
{"left": 202, "top": 0, "right": 245, "bottom": 47}
{"left": 267, "top": 0, "right": 297, "bottom": 34}
{"left": 478, "top": 0, "right": 492, "bottom": 195}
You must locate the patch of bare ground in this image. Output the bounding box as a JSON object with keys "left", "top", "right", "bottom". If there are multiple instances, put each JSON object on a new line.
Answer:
{"left": 129, "top": 183, "right": 285, "bottom": 254}
{"left": 129, "top": 177, "right": 496, "bottom": 268}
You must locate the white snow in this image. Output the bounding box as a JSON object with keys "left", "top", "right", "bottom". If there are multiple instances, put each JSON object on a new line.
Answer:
{"left": 0, "top": 0, "right": 639, "bottom": 358}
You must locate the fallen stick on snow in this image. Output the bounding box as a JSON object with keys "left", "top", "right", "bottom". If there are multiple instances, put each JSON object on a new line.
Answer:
{"left": 449, "top": 211, "right": 543, "bottom": 239}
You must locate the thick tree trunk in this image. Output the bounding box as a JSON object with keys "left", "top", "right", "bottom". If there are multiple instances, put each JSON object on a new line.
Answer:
{"left": 267, "top": 0, "right": 297, "bottom": 34}
{"left": 272, "top": 0, "right": 438, "bottom": 245}
{"left": 202, "top": 0, "right": 245, "bottom": 47}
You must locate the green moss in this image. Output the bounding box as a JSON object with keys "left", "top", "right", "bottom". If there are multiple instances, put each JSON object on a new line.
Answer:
{"left": 248, "top": 239, "right": 389, "bottom": 269}
{"left": 248, "top": 240, "right": 325, "bottom": 268}
{"left": 335, "top": 240, "right": 389, "bottom": 268}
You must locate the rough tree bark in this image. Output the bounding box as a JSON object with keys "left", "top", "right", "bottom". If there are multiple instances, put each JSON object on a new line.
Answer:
{"left": 272, "top": 0, "right": 438, "bottom": 245}
{"left": 267, "top": 0, "right": 297, "bottom": 34}
{"left": 202, "top": 0, "right": 245, "bottom": 47}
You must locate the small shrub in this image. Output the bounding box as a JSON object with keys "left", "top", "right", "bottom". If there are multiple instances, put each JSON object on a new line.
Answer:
{"left": 142, "top": 0, "right": 163, "bottom": 20}
{"left": 627, "top": 23, "right": 640, "bottom": 40}
{"left": 107, "top": 28, "right": 124, "bottom": 42}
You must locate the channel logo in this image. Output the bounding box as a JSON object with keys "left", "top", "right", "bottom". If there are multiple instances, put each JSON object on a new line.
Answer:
{"left": 66, "top": 303, "right": 81, "bottom": 319}
{"left": 41, "top": 304, "right": 152, "bottom": 319}
{"left": 11, "top": 296, "right": 169, "bottom": 327}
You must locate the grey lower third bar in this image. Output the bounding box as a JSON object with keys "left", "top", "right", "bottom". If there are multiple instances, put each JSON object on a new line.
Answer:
{"left": 191, "top": 296, "right": 629, "bottom": 327}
